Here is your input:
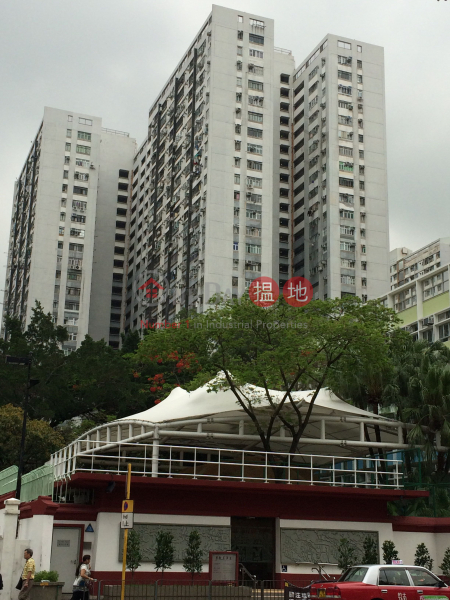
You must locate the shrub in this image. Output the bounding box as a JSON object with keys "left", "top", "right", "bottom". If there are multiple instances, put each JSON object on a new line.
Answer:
{"left": 382, "top": 540, "right": 399, "bottom": 564}
{"left": 34, "top": 571, "right": 59, "bottom": 583}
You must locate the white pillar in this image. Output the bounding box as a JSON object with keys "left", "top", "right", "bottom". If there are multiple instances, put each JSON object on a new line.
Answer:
{"left": 0, "top": 499, "right": 21, "bottom": 600}
{"left": 151, "top": 426, "right": 160, "bottom": 477}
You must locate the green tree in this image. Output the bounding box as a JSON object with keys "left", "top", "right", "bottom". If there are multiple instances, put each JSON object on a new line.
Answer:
{"left": 337, "top": 538, "right": 357, "bottom": 572}
{"left": 183, "top": 530, "right": 203, "bottom": 580}
{"left": 127, "top": 529, "right": 142, "bottom": 578}
{"left": 439, "top": 547, "right": 450, "bottom": 576}
{"left": 382, "top": 540, "right": 399, "bottom": 564}
{"left": 134, "top": 295, "right": 398, "bottom": 455}
{"left": 154, "top": 531, "right": 174, "bottom": 576}
{"left": 415, "top": 543, "right": 433, "bottom": 570}
{"left": 0, "top": 405, "right": 65, "bottom": 473}
{"left": 361, "top": 536, "right": 378, "bottom": 565}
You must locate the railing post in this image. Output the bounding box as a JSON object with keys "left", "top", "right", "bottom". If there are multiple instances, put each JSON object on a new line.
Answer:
{"left": 310, "top": 455, "right": 313, "bottom": 485}
{"left": 152, "top": 427, "right": 160, "bottom": 478}
{"left": 353, "top": 459, "right": 357, "bottom": 487}
{"left": 332, "top": 457, "right": 335, "bottom": 486}
{"left": 241, "top": 451, "right": 245, "bottom": 482}
{"left": 288, "top": 454, "right": 291, "bottom": 484}
{"left": 97, "top": 580, "right": 101, "bottom": 600}
{"left": 375, "top": 459, "right": 378, "bottom": 488}
{"left": 154, "top": 580, "right": 158, "bottom": 600}
{"left": 208, "top": 579, "right": 212, "bottom": 600}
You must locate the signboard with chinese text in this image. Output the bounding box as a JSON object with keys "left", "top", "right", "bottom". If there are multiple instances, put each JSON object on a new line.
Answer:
{"left": 209, "top": 551, "right": 238, "bottom": 582}
{"left": 121, "top": 512, "right": 134, "bottom": 529}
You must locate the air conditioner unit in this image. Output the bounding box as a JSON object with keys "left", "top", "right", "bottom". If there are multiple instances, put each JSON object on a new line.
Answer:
{"left": 90, "top": 163, "right": 95, "bottom": 169}
{"left": 206, "top": 91, "right": 210, "bottom": 96}
{"left": 207, "top": 31, "right": 211, "bottom": 37}
{"left": 247, "top": 184, "right": 253, "bottom": 189}
{"left": 348, "top": 104, "right": 353, "bottom": 110}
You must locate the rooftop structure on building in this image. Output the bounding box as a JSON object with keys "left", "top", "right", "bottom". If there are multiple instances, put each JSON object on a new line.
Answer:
{"left": 126, "top": 5, "right": 390, "bottom": 331}
{"left": 2, "top": 107, "right": 136, "bottom": 351}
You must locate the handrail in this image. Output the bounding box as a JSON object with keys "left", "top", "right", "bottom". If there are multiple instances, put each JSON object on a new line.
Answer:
{"left": 51, "top": 441, "right": 403, "bottom": 490}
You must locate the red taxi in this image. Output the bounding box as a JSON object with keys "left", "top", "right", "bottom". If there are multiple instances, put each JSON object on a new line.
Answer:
{"left": 310, "top": 565, "right": 450, "bottom": 600}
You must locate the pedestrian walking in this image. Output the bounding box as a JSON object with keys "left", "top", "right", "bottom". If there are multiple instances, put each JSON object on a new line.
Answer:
{"left": 17, "top": 548, "right": 35, "bottom": 600}
{"left": 72, "top": 555, "right": 96, "bottom": 600}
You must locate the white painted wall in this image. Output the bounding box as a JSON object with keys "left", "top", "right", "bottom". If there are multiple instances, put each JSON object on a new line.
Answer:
{"left": 92, "top": 512, "right": 230, "bottom": 572}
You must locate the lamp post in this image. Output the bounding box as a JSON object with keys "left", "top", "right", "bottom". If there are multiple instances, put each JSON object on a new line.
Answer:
{"left": 5, "top": 354, "right": 39, "bottom": 500}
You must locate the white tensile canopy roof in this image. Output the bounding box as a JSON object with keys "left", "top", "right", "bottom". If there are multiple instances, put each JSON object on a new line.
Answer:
{"left": 121, "top": 383, "right": 381, "bottom": 425}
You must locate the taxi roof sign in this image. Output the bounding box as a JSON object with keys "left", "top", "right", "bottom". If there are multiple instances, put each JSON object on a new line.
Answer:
{"left": 122, "top": 500, "right": 134, "bottom": 513}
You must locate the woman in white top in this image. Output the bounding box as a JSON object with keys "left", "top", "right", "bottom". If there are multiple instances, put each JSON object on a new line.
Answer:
{"left": 72, "top": 555, "right": 95, "bottom": 600}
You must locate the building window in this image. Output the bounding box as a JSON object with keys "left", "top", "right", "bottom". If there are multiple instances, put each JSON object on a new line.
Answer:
{"left": 338, "top": 41, "right": 352, "bottom": 50}
{"left": 359, "top": 134, "right": 364, "bottom": 143}
{"left": 338, "top": 85, "right": 352, "bottom": 96}
{"left": 64, "top": 155, "right": 70, "bottom": 165}
{"left": 247, "top": 143, "right": 263, "bottom": 155}
{"left": 249, "top": 49, "right": 263, "bottom": 58}
{"left": 248, "top": 127, "right": 263, "bottom": 139}
{"left": 73, "top": 186, "right": 88, "bottom": 196}
{"left": 249, "top": 33, "right": 264, "bottom": 45}
{"left": 359, "top": 181, "right": 365, "bottom": 190}
{"left": 237, "top": 60, "right": 242, "bottom": 71}
{"left": 338, "top": 115, "right": 352, "bottom": 125}
{"left": 338, "top": 70, "right": 352, "bottom": 82}
{"left": 237, "top": 46, "right": 243, "bottom": 56}
{"left": 359, "top": 150, "right": 364, "bottom": 159}
{"left": 247, "top": 160, "right": 262, "bottom": 171}
{"left": 237, "top": 77, "right": 242, "bottom": 87}
{"left": 68, "top": 115, "right": 73, "bottom": 122}
{"left": 341, "top": 274, "right": 355, "bottom": 285}
{"left": 357, "top": 74, "right": 363, "bottom": 84}
{"left": 233, "top": 241, "right": 239, "bottom": 251}
{"left": 339, "top": 161, "right": 354, "bottom": 172}
{"left": 248, "top": 80, "right": 264, "bottom": 91}
{"left": 76, "top": 158, "right": 90, "bottom": 167}
{"left": 76, "top": 145, "right": 91, "bottom": 155}
{"left": 357, "top": 45, "right": 362, "bottom": 53}
{"left": 246, "top": 243, "right": 261, "bottom": 254}
{"left": 339, "top": 177, "right": 354, "bottom": 188}
{"left": 59, "top": 226, "right": 65, "bottom": 235}
{"left": 65, "top": 143, "right": 71, "bottom": 152}
{"left": 78, "top": 131, "right": 92, "bottom": 141}
{"left": 235, "top": 157, "right": 241, "bottom": 167}
{"left": 62, "top": 184, "right": 68, "bottom": 192}
{"left": 247, "top": 177, "right": 262, "bottom": 188}
{"left": 79, "top": 117, "right": 93, "bottom": 125}
{"left": 234, "top": 174, "right": 240, "bottom": 184}
{"left": 248, "top": 111, "right": 263, "bottom": 123}
{"left": 357, "top": 60, "right": 362, "bottom": 69}
{"left": 361, "top": 245, "right": 366, "bottom": 254}
{"left": 60, "top": 212, "right": 66, "bottom": 221}
{"left": 339, "top": 146, "right": 353, "bottom": 157}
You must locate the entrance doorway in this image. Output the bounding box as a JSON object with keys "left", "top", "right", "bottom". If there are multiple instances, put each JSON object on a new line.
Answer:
{"left": 231, "top": 517, "right": 275, "bottom": 581}
{"left": 50, "top": 527, "right": 81, "bottom": 593}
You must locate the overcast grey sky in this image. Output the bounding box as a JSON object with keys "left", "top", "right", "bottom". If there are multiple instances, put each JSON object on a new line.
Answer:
{"left": 1, "top": 0, "right": 449, "bottom": 304}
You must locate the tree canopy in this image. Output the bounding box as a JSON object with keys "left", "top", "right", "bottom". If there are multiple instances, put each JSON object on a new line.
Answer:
{"left": 134, "top": 295, "right": 399, "bottom": 453}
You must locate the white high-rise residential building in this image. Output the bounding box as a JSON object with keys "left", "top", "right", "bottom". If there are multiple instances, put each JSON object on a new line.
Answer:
{"left": 291, "top": 35, "right": 389, "bottom": 301}
{"left": 2, "top": 107, "right": 136, "bottom": 351}
{"left": 126, "top": 6, "right": 390, "bottom": 332}
{"left": 126, "top": 6, "right": 295, "bottom": 330}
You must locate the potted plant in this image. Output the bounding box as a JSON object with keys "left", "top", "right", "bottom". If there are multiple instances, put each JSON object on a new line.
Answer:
{"left": 32, "top": 571, "right": 64, "bottom": 600}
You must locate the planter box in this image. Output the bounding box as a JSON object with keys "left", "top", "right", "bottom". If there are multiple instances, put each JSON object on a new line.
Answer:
{"left": 32, "top": 582, "right": 65, "bottom": 600}
{"left": 102, "top": 584, "right": 252, "bottom": 600}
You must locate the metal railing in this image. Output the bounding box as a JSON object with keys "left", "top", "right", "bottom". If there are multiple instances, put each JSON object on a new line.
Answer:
{"left": 101, "top": 127, "right": 130, "bottom": 137}
{"left": 96, "top": 580, "right": 294, "bottom": 600}
{"left": 52, "top": 442, "right": 402, "bottom": 489}
{"left": 274, "top": 47, "right": 292, "bottom": 55}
